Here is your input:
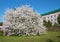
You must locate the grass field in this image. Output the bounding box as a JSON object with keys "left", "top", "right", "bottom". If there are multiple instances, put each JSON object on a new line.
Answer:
{"left": 0, "top": 32, "right": 60, "bottom": 42}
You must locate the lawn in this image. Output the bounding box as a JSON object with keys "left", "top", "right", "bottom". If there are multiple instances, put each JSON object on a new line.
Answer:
{"left": 0, "top": 32, "right": 60, "bottom": 42}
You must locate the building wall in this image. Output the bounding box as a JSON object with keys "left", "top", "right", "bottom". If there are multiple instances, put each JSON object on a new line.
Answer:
{"left": 42, "top": 12, "right": 60, "bottom": 25}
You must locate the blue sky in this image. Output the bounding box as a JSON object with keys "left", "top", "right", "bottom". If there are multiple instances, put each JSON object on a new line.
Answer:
{"left": 0, "top": 0, "right": 60, "bottom": 22}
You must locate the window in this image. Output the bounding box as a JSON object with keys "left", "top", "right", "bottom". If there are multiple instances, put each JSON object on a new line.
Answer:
{"left": 51, "top": 16, "right": 53, "bottom": 18}
{"left": 54, "top": 15, "right": 56, "bottom": 17}
{"left": 54, "top": 19, "right": 56, "bottom": 21}
{"left": 48, "top": 17, "right": 49, "bottom": 18}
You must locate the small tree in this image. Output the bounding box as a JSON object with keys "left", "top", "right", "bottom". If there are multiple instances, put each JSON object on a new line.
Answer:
{"left": 53, "top": 23, "right": 58, "bottom": 27}
{"left": 3, "top": 5, "right": 47, "bottom": 36}
{"left": 47, "top": 20, "right": 52, "bottom": 27}
{"left": 43, "top": 20, "right": 52, "bottom": 27}
{"left": 43, "top": 20, "right": 47, "bottom": 27}
{"left": 14, "top": 8, "right": 16, "bottom": 10}
{"left": 0, "top": 22, "right": 3, "bottom": 26}
{"left": 57, "top": 14, "right": 60, "bottom": 25}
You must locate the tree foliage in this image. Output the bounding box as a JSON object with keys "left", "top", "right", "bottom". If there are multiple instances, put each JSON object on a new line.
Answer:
{"left": 53, "top": 23, "right": 58, "bottom": 27}
{"left": 43, "top": 20, "right": 52, "bottom": 27}
{"left": 57, "top": 14, "right": 60, "bottom": 25}
{"left": 0, "top": 22, "right": 3, "bottom": 26}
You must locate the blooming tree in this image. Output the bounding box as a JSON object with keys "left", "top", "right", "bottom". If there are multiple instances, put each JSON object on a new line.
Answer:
{"left": 3, "top": 5, "right": 47, "bottom": 36}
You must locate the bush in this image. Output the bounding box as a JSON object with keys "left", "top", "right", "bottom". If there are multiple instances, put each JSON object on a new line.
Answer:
{"left": 0, "top": 22, "right": 3, "bottom": 26}
{"left": 57, "top": 14, "right": 60, "bottom": 25}
{"left": 0, "top": 31, "right": 3, "bottom": 36}
{"left": 43, "top": 20, "right": 52, "bottom": 27}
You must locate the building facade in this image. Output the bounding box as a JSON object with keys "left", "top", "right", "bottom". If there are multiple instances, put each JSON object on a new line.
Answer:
{"left": 41, "top": 9, "right": 60, "bottom": 25}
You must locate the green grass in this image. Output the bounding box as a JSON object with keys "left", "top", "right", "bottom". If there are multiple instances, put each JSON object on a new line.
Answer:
{"left": 0, "top": 32, "right": 60, "bottom": 42}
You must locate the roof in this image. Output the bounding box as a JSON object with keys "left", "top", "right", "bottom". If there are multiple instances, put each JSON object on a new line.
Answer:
{"left": 41, "top": 9, "right": 60, "bottom": 16}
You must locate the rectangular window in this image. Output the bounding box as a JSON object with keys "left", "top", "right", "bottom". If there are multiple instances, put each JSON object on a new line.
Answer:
{"left": 51, "top": 16, "right": 53, "bottom": 18}
{"left": 54, "top": 15, "right": 56, "bottom": 17}
{"left": 48, "top": 17, "right": 49, "bottom": 18}
{"left": 54, "top": 19, "right": 56, "bottom": 21}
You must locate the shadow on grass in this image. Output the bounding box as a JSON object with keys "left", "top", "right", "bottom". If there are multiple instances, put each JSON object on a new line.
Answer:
{"left": 57, "top": 36, "right": 60, "bottom": 38}
{"left": 46, "top": 39, "right": 54, "bottom": 42}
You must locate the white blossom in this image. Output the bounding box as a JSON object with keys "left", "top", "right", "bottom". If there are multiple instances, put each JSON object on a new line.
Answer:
{"left": 3, "top": 5, "right": 47, "bottom": 36}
